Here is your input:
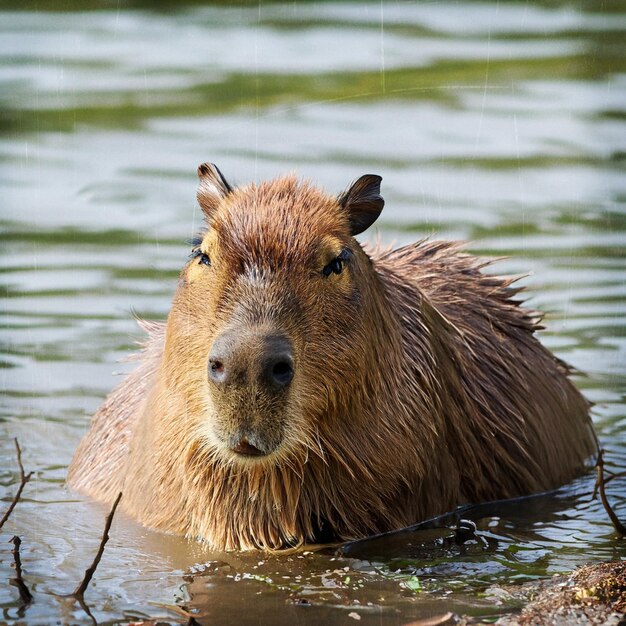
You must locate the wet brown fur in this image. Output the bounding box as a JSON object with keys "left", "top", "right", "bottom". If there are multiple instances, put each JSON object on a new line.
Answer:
{"left": 68, "top": 172, "right": 597, "bottom": 551}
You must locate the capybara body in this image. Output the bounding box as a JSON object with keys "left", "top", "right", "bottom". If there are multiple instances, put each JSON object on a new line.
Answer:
{"left": 68, "top": 165, "right": 597, "bottom": 550}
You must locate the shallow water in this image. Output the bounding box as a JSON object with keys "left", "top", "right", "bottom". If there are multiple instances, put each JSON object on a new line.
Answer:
{"left": 1, "top": 1, "right": 625, "bottom": 624}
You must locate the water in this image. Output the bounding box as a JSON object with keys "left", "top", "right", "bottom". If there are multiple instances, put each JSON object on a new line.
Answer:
{"left": 1, "top": 1, "right": 625, "bottom": 623}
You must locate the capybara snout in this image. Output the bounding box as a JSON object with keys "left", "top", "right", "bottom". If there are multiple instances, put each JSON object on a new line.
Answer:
{"left": 207, "top": 326, "right": 296, "bottom": 459}
{"left": 208, "top": 330, "right": 294, "bottom": 392}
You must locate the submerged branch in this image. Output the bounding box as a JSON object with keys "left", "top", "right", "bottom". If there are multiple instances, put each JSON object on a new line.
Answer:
{"left": 0, "top": 439, "right": 33, "bottom": 531}
{"left": 9, "top": 536, "right": 33, "bottom": 606}
{"left": 595, "top": 449, "right": 626, "bottom": 537}
{"left": 71, "top": 492, "right": 123, "bottom": 602}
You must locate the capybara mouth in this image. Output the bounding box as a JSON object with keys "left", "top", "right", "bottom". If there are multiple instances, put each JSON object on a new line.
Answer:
{"left": 230, "top": 438, "right": 267, "bottom": 457}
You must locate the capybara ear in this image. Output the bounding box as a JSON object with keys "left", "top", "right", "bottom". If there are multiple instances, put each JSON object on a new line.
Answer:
{"left": 337, "top": 174, "right": 384, "bottom": 235}
{"left": 197, "top": 162, "right": 233, "bottom": 220}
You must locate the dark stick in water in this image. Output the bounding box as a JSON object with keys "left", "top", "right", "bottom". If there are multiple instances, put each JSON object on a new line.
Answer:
{"left": 9, "top": 535, "right": 33, "bottom": 606}
{"left": 71, "top": 491, "right": 123, "bottom": 601}
{"left": 0, "top": 439, "right": 33, "bottom": 531}
{"left": 595, "top": 449, "right": 626, "bottom": 537}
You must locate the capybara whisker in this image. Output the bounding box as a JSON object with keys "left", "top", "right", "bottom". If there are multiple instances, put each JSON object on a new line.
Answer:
{"left": 68, "top": 164, "right": 596, "bottom": 551}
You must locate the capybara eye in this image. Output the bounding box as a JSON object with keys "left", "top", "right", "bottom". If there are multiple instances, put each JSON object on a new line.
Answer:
{"left": 322, "top": 258, "right": 343, "bottom": 277}
{"left": 190, "top": 248, "right": 211, "bottom": 267}
{"left": 322, "top": 249, "right": 351, "bottom": 278}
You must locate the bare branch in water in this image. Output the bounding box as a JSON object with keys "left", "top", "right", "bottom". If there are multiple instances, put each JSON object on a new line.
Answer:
{"left": 74, "top": 595, "right": 97, "bottom": 626}
{"left": 595, "top": 449, "right": 626, "bottom": 537}
{"left": 72, "top": 492, "right": 123, "bottom": 602}
{"left": 148, "top": 601, "right": 199, "bottom": 619}
{"left": 9, "top": 536, "right": 33, "bottom": 606}
{"left": 602, "top": 470, "right": 626, "bottom": 487}
{"left": 0, "top": 439, "right": 33, "bottom": 531}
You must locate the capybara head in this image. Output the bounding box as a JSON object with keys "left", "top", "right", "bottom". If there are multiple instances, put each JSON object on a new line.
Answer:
{"left": 165, "top": 163, "right": 388, "bottom": 469}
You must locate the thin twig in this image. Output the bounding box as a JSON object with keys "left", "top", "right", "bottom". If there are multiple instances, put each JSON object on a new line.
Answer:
{"left": 595, "top": 449, "right": 626, "bottom": 537}
{"left": 75, "top": 595, "right": 97, "bottom": 625}
{"left": 71, "top": 492, "right": 123, "bottom": 601}
{"left": 148, "top": 601, "right": 200, "bottom": 619}
{"left": 9, "top": 536, "right": 33, "bottom": 606}
{"left": 0, "top": 439, "right": 33, "bottom": 530}
{"left": 602, "top": 470, "right": 626, "bottom": 487}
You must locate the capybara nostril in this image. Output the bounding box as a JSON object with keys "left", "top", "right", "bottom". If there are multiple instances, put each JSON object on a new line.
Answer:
{"left": 208, "top": 358, "right": 226, "bottom": 384}
{"left": 262, "top": 334, "right": 294, "bottom": 389}
{"left": 208, "top": 333, "right": 232, "bottom": 385}
{"left": 267, "top": 355, "right": 294, "bottom": 388}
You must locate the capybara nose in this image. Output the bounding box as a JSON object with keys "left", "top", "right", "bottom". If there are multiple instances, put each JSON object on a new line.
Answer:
{"left": 208, "top": 331, "right": 294, "bottom": 391}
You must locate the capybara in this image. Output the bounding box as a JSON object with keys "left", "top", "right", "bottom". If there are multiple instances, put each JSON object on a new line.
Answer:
{"left": 68, "top": 164, "right": 597, "bottom": 550}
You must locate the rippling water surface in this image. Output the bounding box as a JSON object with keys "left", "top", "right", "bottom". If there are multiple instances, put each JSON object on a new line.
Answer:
{"left": 1, "top": 1, "right": 625, "bottom": 624}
